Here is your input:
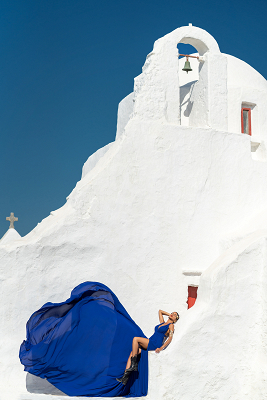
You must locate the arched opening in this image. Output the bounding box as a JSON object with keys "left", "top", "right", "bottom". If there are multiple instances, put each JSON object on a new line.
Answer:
{"left": 177, "top": 43, "right": 199, "bottom": 126}
{"left": 177, "top": 43, "right": 198, "bottom": 57}
{"left": 177, "top": 42, "right": 199, "bottom": 81}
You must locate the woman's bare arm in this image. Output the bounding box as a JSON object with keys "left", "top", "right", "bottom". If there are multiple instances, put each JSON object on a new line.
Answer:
{"left": 158, "top": 310, "right": 170, "bottom": 323}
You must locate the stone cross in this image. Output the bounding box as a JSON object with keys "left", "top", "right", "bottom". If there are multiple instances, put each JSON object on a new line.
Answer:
{"left": 6, "top": 212, "right": 18, "bottom": 229}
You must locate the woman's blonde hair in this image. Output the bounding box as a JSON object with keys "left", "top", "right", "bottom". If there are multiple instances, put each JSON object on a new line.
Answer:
{"left": 174, "top": 312, "right": 179, "bottom": 322}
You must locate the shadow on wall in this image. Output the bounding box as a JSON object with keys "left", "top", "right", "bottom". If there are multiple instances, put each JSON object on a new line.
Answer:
{"left": 26, "top": 372, "right": 67, "bottom": 396}
{"left": 184, "top": 100, "right": 194, "bottom": 118}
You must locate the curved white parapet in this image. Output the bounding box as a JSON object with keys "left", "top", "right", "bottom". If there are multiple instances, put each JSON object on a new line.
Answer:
{"left": 147, "top": 230, "right": 267, "bottom": 399}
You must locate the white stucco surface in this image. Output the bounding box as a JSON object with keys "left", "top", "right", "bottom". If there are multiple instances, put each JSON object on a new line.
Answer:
{"left": 115, "top": 92, "right": 134, "bottom": 140}
{"left": 0, "top": 228, "right": 21, "bottom": 246}
{"left": 1, "top": 25, "right": 267, "bottom": 399}
{"left": 81, "top": 142, "right": 114, "bottom": 179}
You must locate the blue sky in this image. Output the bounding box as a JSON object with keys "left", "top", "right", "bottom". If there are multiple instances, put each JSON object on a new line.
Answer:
{"left": 1, "top": 0, "right": 267, "bottom": 238}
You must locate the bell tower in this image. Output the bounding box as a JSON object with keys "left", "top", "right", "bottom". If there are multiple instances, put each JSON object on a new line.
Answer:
{"left": 133, "top": 24, "right": 228, "bottom": 132}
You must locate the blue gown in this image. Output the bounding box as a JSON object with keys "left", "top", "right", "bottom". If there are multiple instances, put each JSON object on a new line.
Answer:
{"left": 147, "top": 323, "right": 171, "bottom": 351}
{"left": 19, "top": 282, "right": 149, "bottom": 397}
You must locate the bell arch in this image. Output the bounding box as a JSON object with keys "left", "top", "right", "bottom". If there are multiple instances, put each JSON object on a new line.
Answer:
{"left": 170, "top": 25, "right": 221, "bottom": 55}
{"left": 178, "top": 37, "right": 209, "bottom": 56}
{"left": 171, "top": 27, "right": 227, "bottom": 130}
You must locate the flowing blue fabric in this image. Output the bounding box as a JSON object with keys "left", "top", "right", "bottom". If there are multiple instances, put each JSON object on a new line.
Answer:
{"left": 19, "top": 282, "right": 148, "bottom": 397}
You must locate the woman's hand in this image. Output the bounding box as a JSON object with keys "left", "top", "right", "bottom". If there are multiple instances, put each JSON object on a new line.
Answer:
{"left": 158, "top": 310, "right": 170, "bottom": 323}
{"left": 155, "top": 348, "right": 162, "bottom": 353}
{"left": 159, "top": 310, "right": 171, "bottom": 317}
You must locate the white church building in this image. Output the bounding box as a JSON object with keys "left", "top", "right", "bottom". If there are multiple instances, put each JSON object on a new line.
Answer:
{"left": 1, "top": 24, "right": 267, "bottom": 400}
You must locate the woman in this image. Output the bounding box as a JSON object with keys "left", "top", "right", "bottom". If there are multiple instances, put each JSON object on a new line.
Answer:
{"left": 117, "top": 310, "right": 179, "bottom": 385}
{"left": 19, "top": 282, "right": 179, "bottom": 397}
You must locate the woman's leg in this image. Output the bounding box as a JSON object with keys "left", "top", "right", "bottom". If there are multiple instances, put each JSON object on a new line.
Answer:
{"left": 125, "top": 351, "right": 133, "bottom": 369}
{"left": 132, "top": 337, "right": 149, "bottom": 357}
{"left": 116, "top": 340, "right": 147, "bottom": 384}
{"left": 125, "top": 348, "right": 142, "bottom": 369}
{"left": 124, "top": 338, "right": 148, "bottom": 373}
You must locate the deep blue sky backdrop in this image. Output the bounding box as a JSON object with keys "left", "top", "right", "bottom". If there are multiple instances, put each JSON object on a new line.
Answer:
{"left": 1, "top": 0, "right": 267, "bottom": 238}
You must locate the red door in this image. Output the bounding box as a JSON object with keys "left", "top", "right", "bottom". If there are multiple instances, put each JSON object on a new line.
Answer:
{"left": 187, "top": 286, "right": 198, "bottom": 309}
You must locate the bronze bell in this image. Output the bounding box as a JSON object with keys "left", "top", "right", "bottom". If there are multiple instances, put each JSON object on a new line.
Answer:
{"left": 182, "top": 58, "right": 192, "bottom": 73}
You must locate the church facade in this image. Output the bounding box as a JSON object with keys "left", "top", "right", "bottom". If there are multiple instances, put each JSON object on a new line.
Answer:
{"left": 1, "top": 25, "right": 267, "bottom": 399}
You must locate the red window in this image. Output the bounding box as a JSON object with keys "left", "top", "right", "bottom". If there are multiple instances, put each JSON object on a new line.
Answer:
{"left": 241, "top": 107, "right": 252, "bottom": 135}
{"left": 187, "top": 286, "right": 198, "bottom": 309}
